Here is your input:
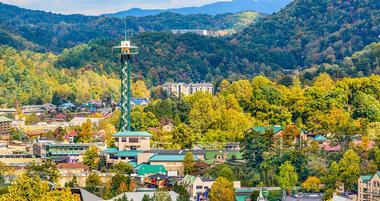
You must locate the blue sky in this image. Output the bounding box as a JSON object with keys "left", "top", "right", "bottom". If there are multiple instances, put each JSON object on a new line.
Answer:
{"left": 1, "top": 0, "right": 226, "bottom": 15}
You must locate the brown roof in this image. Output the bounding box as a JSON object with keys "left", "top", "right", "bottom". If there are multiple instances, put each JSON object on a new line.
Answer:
{"left": 56, "top": 163, "right": 89, "bottom": 171}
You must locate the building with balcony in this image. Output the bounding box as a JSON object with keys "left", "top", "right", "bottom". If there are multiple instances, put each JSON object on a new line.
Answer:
{"left": 0, "top": 116, "right": 12, "bottom": 140}
{"left": 161, "top": 82, "right": 213, "bottom": 97}
{"left": 358, "top": 171, "right": 380, "bottom": 201}
{"left": 104, "top": 131, "right": 152, "bottom": 166}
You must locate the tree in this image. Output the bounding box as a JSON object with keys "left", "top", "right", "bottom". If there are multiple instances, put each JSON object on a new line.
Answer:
{"left": 191, "top": 161, "right": 211, "bottom": 176}
{"left": 153, "top": 189, "right": 172, "bottom": 201}
{"left": 172, "top": 123, "right": 194, "bottom": 149}
{"left": 77, "top": 119, "right": 94, "bottom": 143}
{"left": 242, "top": 129, "right": 274, "bottom": 170}
{"left": 183, "top": 152, "right": 195, "bottom": 175}
{"left": 111, "top": 162, "right": 133, "bottom": 174}
{"left": 83, "top": 146, "right": 100, "bottom": 170}
{"left": 86, "top": 172, "right": 101, "bottom": 195}
{"left": 0, "top": 174, "right": 79, "bottom": 201}
{"left": 301, "top": 176, "right": 321, "bottom": 192}
{"left": 207, "top": 164, "right": 233, "bottom": 181}
{"left": 65, "top": 176, "right": 78, "bottom": 187}
{"left": 26, "top": 161, "right": 60, "bottom": 183}
{"left": 374, "top": 147, "right": 380, "bottom": 168}
{"left": 210, "top": 177, "right": 235, "bottom": 201}
{"left": 142, "top": 194, "right": 153, "bottom": 201}
{"left": 54, "top": 126, "right": 66, "bottom": 142}
{"left": 173, "top": 184, "right": 190, "bottom": 201}
{"left": 277, "top": 161, "right": 298, "bottom": 194}
{"left": 110, "top": 174, "right": 133, "bottom": 196}
{"left": 338, "top": 149, "right": 360, "bottom": 191}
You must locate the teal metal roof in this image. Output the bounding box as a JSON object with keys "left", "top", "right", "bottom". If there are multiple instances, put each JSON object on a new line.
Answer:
{"left": 314, "top": 135, "right": 327, "bottom": 142}
{"left": 253, "top": 126, "right": 283, "bottom": 134}
{"left": 235, "top": 195, "right": 250, "bottom": 201}
{"left": 129, "top": 161, "right": 138, "bottom": 168}
{"left": 103, "top": 148, "right": 119, "bottom": 154}
{"left": 113, "top": 131, "right": 152, "bottom": 137}
{"left": 149, "top": 155, "right": 186, "bottom": 162}
{"left": 235, "top": 189, "right": 254, "bottom": 193}
{"left": 360, "top": 175, "right": 373, "bottom": 183}
{"left": 137, "top": 164, "right": 167, "bottom": 176}
{"left": 115, "top": 150, "right": 142, "bottom": 157}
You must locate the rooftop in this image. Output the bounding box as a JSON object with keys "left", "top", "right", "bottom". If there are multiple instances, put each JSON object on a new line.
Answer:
{"left": 113, "top": 131, "right": 152, "bottom": 137}
{"left": 56, "top": 162, "right": 89, "bottom": 171}
{"left": 149, "top": 154, "right": 188, "bottom": 162}
{"left": 0, "top": 116, "right": 12, "bottom": 122}
{"left": 136, "top": 164, "right": 167, "bottom": 176}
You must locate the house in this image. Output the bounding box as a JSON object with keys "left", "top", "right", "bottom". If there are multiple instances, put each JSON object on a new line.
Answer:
{"left": 56, "top": 162, "right": 89, "bottom": 174}
{"left": 59, "top": 101, "right": 75, "bottom": 111}
{"left": 0, "top": 116, "right": 12, "bottom": 140}
{"left": 357, "top": 171, "right": 380, "bottom": 201}
{"left": 64, "top": 130, "right": 77, "bottom": 143}
{"left": 22, "top": 104, "right": 56, "bottom": 115}
{"left": 0, "top": 108, "right": 17, "bottom": 115}
{"left": 131, "top": 98, "right": 150, "bottom": 107}
{"left": 162, "top": 123, "right": 174, "bottom": 132}
{"left": 148, "top": 154, "right": 194, "bottom": 176}
{"left": 68, "top": 117, "right": 103, "bottom": 126}
{"left": 204, "top": 150, "right": 243, "bottom": 164}
{"left": 181, "top": 175, "right": 241, "bottom": 200}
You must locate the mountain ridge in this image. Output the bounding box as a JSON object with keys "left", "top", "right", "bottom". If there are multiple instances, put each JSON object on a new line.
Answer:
{"left": 104, "top": 0, "right": 292, "bottom": 17}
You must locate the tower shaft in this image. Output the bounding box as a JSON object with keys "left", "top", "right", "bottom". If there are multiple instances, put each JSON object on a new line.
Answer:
{"left": 120, "top": 55, "right": 132, "bottom": 132}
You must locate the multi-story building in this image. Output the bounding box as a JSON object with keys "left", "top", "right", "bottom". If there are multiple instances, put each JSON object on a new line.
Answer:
{"left": 0, "top": 116, "right": 12, "bottom": 140}
{"left": 358, "top": 171, "right": 380, "bottom": 201}
{"left": 34, "top": 143, "right": 93, "bottom": 161}
{"left": 161, "top": 82, "right": 213, "bottom": 97}
{"left": 104, "top": 131, "right": 152, "bottom": 166}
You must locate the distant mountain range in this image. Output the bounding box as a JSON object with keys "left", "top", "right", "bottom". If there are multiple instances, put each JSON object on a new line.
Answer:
{"left": 104, "top": 0, "right": 293, "bottom": 17}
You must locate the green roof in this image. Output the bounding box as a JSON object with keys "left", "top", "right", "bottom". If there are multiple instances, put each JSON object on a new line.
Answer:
{"left": 360, "top": 175, "right": 373, "bottom": 183}
{"left": 0, "top": 116, "right": 12, "bottom": 122}
{"left": 137, "top": 164, "right": 167, "bottom": 176}
{"left": 182, "top": 175, "right": 198, "bottom": 185}
{"left": 235, "top": 189, "right": 254, "bottom": 193}
{"left": 253, "top": 126, "right": 283, "bottom": 134}
{"left": 115, "top": 150, "right": 142, "bottom": 157}
{"left": 149, "top": 154, "right": 195, "bottom": 162}
{"left": 103, "top": 148, "right": 119, "bottom": 154}
{"left": 235, "top": 195, "right": 250, "bottom": 201}
{"left": 113, "top": 131, "right": 152, "bottom": 137}
{"left": 227, "top": 152, "right": 243, "bottom": 160}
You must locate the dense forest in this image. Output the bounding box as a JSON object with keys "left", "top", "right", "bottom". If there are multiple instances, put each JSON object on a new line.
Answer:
{"left": 235, "top": 0, "right": 380, "bottom": 69}
{"left": 0, "top": 3, "right": 260, "bottom": 52}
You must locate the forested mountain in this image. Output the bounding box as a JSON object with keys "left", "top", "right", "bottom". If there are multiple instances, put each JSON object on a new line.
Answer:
{"left": 0, "top": 0, "right": 379, "bottom": 84}
{"left": 105, "top": 0, "right": 292, "bottom": 17}
{"left": 234, "top": 0, "right": 380, "bottom": 69}
{"left": 0, "top": 3, "right": 260, "bottom": 52}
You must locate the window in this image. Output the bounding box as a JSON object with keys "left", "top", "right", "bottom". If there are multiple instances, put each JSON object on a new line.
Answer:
{"left": 114, "top": 138, "right": 119, "bottom": 142}
{"left": 121, "top": 138, "right": 126, "bottom": 142}
{"left": 130, "top": 146, "right": 137, "bottom": 150}
{"left": 196, "top": 186, "right": 203, "bottom": 189}
{"left": 120, "top": 157, "right": 126, "bottom": 160}
{"left": 129, "top": 137, "right": 139, "bottom": 143}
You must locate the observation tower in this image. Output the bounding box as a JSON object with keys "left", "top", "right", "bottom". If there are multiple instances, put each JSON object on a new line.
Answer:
{"left": 113, "top": 39, "right": 138, "bottom": 132}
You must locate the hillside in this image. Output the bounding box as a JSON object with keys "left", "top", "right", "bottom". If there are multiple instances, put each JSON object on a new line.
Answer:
{"left": 105, "top": 0, "right": 292, "bottom": 17}
{"left": 235, "top": 0, "right": 380, "bottom": 69}
{"left": 0, "top": 3, "right": 260, "bottom": 52}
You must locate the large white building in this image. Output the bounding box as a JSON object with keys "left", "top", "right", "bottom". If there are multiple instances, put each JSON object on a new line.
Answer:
{"left": 161, "top": 82, "right": 213, "bottom": 97}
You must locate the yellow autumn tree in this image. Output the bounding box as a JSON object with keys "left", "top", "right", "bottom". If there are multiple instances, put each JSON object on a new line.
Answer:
{"left": 0, "top": 174, "right": 79, "bottom": 201}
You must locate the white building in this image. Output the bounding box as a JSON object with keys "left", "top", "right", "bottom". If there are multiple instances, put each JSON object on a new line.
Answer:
{"left": 162, "top": 82, "right": 213, "bottom": 97}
